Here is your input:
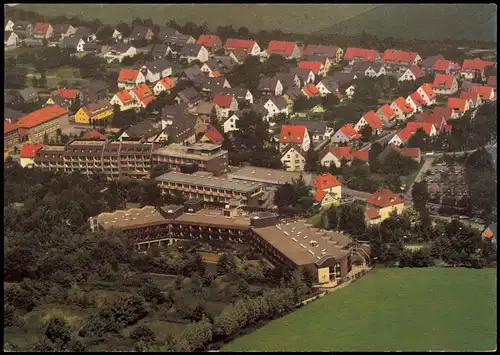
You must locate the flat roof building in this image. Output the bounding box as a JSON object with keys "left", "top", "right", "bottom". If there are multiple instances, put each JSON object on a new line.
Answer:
{"left": 227, "top": 165, "right": 313, "bottom": 187}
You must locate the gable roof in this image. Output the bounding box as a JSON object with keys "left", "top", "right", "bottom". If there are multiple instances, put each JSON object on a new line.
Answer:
{"left": 378, "top": 104, "right": 397, "bottom": 121}
{"left": 17, "top": 105, "right": 68, "bottom": 129}
{"left": 118, "top": 69, "right": 141, "bottom": 82}
{"left": 113, "top": 90, "right": 134, "bottom": 105}
{"left": 74, "top": 26, "right": 93, "bottom": 38}
{"left": 310, "top": 173, "right": 341, "bottom": 190}
{"left": 4, "top": 121, "right": 18, "bottom": 134}
{"left": 196, "top": 101, "right": 215, "bottom": 115}
{"left": 434, "top": 58, "right": 453, "bottom": 72}
{"left": 181, "top": 65, "right": 204, "bottom": 83}
{"left": 34, "top": 22, "right": 50, "bottom": 34}
{"left": 181, "top": 43, "right": 203, "bottom": 56}
{"left": 448, "top": 97, "right": 468, "bottom": 112}
{"left": 421, "top": 55, "right": 444, "bottom": 69}
{"left": 417, "top": 112, "right": 445, "bottom": 130}
{"left": 331, "top": 72, "right": 357, "bottom": 86}
{"left": 393, "top": 97, "right": 414, "bottom": 113}
{"left": 131, "top": 83, "right": 153, "bottom": 101}
{"left": 432, "top": 107, "right": 453, "bottom": 121}
{"left": 280, "top": 125, "right": 307, "bottom": 144}
{"left": 381, "top": 49, "right": 419, "bottom": 65}
{"left": 302, "top": 44, "right": 338, "bottom": 58}
{"left": 292, "top": 120, "right": 328, "bottom": 135}
{"left": 487, "top": 76, "right": 496, "bottom": 87}
{"left": 224, "top": 38, "right": 256, "bottom": 53}
{"left": 408, "top": 91, "right": 426, "bottom": 107}
{"left": 60, "top": 35, "right": 84, "bottom": 48}
{"left": 80, "top": 99, "right": 111, "bottom": 119}
{"left": 406, "top": 122, "right": 435, "bottom": 135}
{"left": 177, "top": 87, "right": 201, "bottom": 103}
{"left": 267, "top": 40, "right": 297, "bottom": 56}
{"left": 419, "top": 83, "right": 437, "bottom": 99}
{"left": 269, "top": 96, "right": 288, "bottom": 110}
{"left": 351, "top": 61, "right": 383, "bottom": 75}
{"left": 143, "top": 58, "right": 172, "bottom": 74}
{"left": 158, "top": 77, "right": 176, "bottom": 90}
{"left": 82, "top": 129, "right": 107, "bottom": 140}
{"left": 20, "top": 143, "right": 44, "bottom": 158}
{"left": 201, "top": 76, "right": 228, "bottom": 91}
{"left": 409, "top": 65, "right": 424, "bottom": 78}
{"left": 19, "top": 87, "right": 38, "bottom": 102}
{"left": 366, "top": 208, "right": 381, "bottom": 220}
{"left": 390, "top": 144, "right": 421, "bottom": 159}
{"left": 344, "top": 47, "right": 379, "bottom": 62}
{"left": 54, "top": 88, "right": 79, "bottom": 100}
{"left": 367, "top": 188, "right": 403, "bottom": 208}
{"left": 124, "top": 120, "right": 161, "bottom": 139}
{"left": 471, "top": 85, "right": 494, "bottom": 100}
{"left": 197, "top": 34, "right": 221, "bottom": 48}
{"left": 130, "top": 25, "right": 151, "bottom": 40}
{"left": 285, "top": 87, "right": 302, "bottom": 102}
{"left": 460, "top": 91, "right": 480, "bottom": 103}
{"left": 461, "top": 57, "right": 496, "bottom": 72}
{"left": 338, "top": 124, "right": 360, "bottom": 141}
{"left": 302, "top": 83, "right": 320, "bottom": 97}
{"left": 202, "top": 126, "right": 224, "bottom": 144}
{"left": 433, "top": 74, "right": 455, "bottom": 89}
{"left": 299, "top": 61, "right": 322, "bottom": 75}
{"left": 52, "top": 23, "right": 71, "bottom": 34}
{"left": 111, "top": 43, "right": 134, "bottom": 53}
{"left": 157, "top": 26, "right": 179, "bottom": 40}
{"left": 362, "top": 111, "right": 383, "bottom": 130}
{"left": 258, "top": 77, "right": 280, "bottom": 91}
{"left": 213, "top": 94, "right": 234, "bottom": 109}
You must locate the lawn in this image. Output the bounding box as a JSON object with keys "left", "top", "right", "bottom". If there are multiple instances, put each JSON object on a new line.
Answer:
{"left": 17, "top": 4, "right": 377, "bottom": 34}
{"left": 222, "top": 268, "right": 497, "bottom": 352}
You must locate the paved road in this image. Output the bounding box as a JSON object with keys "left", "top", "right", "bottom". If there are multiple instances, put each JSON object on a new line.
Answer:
{"left": 403, "top": 157, "right": 435, "bottom": 203}
{"left": 424, "top": 144, "right": 494, "bottom": 158}
{"left": 359, "top": 130, "right": 396, "bottom": 151}
{"left": 343, "top": 186, "right": 371, "bottom": 201}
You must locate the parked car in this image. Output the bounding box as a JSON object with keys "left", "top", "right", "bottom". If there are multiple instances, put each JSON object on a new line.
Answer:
{"left": 459, "top": 215, "right": 470, "bottom": 220}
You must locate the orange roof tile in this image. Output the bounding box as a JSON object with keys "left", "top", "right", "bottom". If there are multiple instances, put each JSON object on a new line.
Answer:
{"left": 434, "top": 59, "right": 452, "bottom": 72}
{"left": 267, "top": 41, "right": 297, "bottom": 56}
{"left": 17, "top": 105, "right": 67, "bottom": 129}
{"left": 406, "top": 122, "right": 434, "bottom": 136}
{"left": 302, "top": 83, "right": 320, "bottom": 97}
{"left": 197, "top": 34, "right": 220, "bottom": 48}
{"left": 310, "top": 173, "right": 341, "bottom": 190}
{"left": 368, "top": 188, "right": 403, "bottom": 208}
{"left": 4, "top": 121, "right": 18, "bottom": 134}
{"left": 442, "top": 124, "right": 453, "bottom": 133}
{"left": 203, "top": 126, "right": 224, "bottom": 144}
{"left": 351, "top": 150, "right": 369, "bottom": 162}
{"left": 141, "top": 96, "right": 156, "bottom": 107}
{"left": 420, "top": 83, "right": 437, "bottom": 99}
{"left": 409, "top": 91, "right": 426, "bottom": 107}
{"left": 432, "top": 107, "right": 453, "bottom": 121}
{"left": 471, "top": 85, "right": 494, "bottom": 101}
{"left": 212, "top": 71, "right": 222, "bottom": 77}
{"left": 299, "top": 61, "right": 322, "bottom": 75}
{"left": 339, "top": 124, "right": 361, "bottom": 140}
{"left": 344, "top": 48, "right": 379, "bottom": 62}
{"left": 280, "top": 125, "right": 307, "bottom": 144}
{"left": 159, "top": 77, "right": 176, "bottom": 90}
{"left": 448, "top": 97, "right": 467, "bottom": 112}
{"left": 224, "top": 38, "right": 256, "bottom": 53}
{"left": 118, "top": 69, "right": 141, "bottom": 82}
{"left": 395, "top": 127, "right": 414, "bottom": 143}
{"left": 460, "top": 91, "right": 480, "bottom": 103}
{"left": 82, "top": 129, "right": 106, "bottom": 140}
{"left": 382, "top": 49, "right": 419, "bottom": 64}
{"left": 20, "top": 143, "right": 44, "bottom": 158}
{"left": 131, "top": 83, "right": 153, "bottom": 101}
{"left": 330, "top": 146, "right": 352, "bottom": 161}
{"left": 362, "top": 111, "right": 383, "bottom": 130}
{"left": 34, "top": 22, "right": 50, "bottom": 34}
{"left": 391, "top": 144, "right": 421, "bottom": 159}
{"left": 314, "top": 189, "right": 328, "bottom": 202}
{"left": 366, "top": 208, "right": 381, "bottom": 220}
{"left": 54, "top": 88, "right": 79, "bottom": 99}
{"left": 114, "top": 90, "right": 134, "bottom": 105}
{"left": 378, "top": 104, "right": 396, "bottom": 121}
{"left": 433, "top": 74, "right": 455, "bottom": 90}
{"left": 461, "top": 57, "right": 496, "bottom": 72}
{"left": 393, "top": 97, "right": 414, "bottom": 113}
{"left": 213, "top": 94, "right": 233, "bottom": 109}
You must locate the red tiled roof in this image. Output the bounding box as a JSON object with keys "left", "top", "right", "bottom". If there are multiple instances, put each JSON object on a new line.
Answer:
{"left": 114, "top": 90, "right": 134, "bottom": 105}
{"left": 212, "top": 71, "right": 222, "bottom": 77}
{"left": 280, "top": 125, "right": 306, "bottom": 144}
{"left": 368, "top": 188, "right": 403, "bottom": 208}
{"left": 224, "top": 38, "right": 256, "bottom": 53}
{"left": 310, "top": 173, "right": 341, "bottom": 190}
{"left": 351, "top": 150, "right": 369, "bottom": 162}
{"left": 344, "top": 47, "right": 379, "bottom": 62}
{"left": 314, "top": 189, "right": 328, "bottom": 202}
{"left": 302, "top": 83, "right": 320, "bottom": 97}
{"left": 395, "top": 127, "right": 414, "bottom": 143}
{"left": 131, "top": 83, "right": 153, "bottom": 101}
{"left": 141, "top": 96, "right": 156, "bottom": 107}
{"left": 118, "top": 69, "right": 140, "bottom": 82}
{"left": 382, "top": 49, "right": 419, "bottom": 64}
{"left": 409, "top": 91, "right": 426, "bottom": 107}
{"left": 299, "top": 61, "right": 322, "bottom": 75}
{"left": 366, "top": 208, "right": 381, "bottom": 220}
{"left": 460, "top": 91, "right": 480, "bottom": 103}
{"left": 159, "top": 77, "right": 176, "bottom": 90}
{"left": 419, "top": 83, "right": 436, "bottom": 99}
{"left": 417, "top": 113, "right": 444, "bottom": 130}
{"left": 17, "top": 105, "right": 67, "bottom": 129}
{"left": 203, "top": 126, "right": 224, "bottom": 144}
{"left": 378, "top": 104, "right": 396, "bottom": 121}
{"left": 442, "top": 124, "right": 453, "bottom": 133}
{"left": 406, "top": 122, "right": 434, "bottom": 135}
{"left": 432, "top": 107, "right": 453, "bottom": 121}
{"left": 409, "top": 65, "right": 424, "bottom": 78}
{"left": 267, "top": 40, "right": 297, "bottom": 56}
{"left": 362, "top": 111, "right": 383, "bottom": 130}
{"left": 471, "top": 85, "right": 494, "bottom": 101}
{"left": 197, "top": 34, "right": 220, "bottom": 48}
{"left": 4, "top": 121, "right": 18, "bottom": 134}
{"left": 393, "top": 97, "right": 414, "bottom": 113}
{"left": 20, "top": 143, "right": 44, "bottom": 158}
{"left": 339, "top": 124, "right": 361, "bottom": 140}
{"left": 34, "top": 22, "right": 50, "bottom": 34}
{"left": 54, "top": 88, "right": 79, "bottom": 99}
{"left": 433, "top": 74, "right": 455, "bottom": 90}
{"left": 434, "top": 59, "right": 452, "bottom": 72}
{"left": 461, "top": 57, "right": 496, "bottom": 72}
{"left": 213, "top": 94, "right": 233, "bottom": 109}
{"left": 391, "top": 144, "right": 421, "bottom": 159}
{"left": 487, "top": 76, "right": 496, "bottom": 87}
{"left": 330, "top": 146, "right": 352, "bottom": 161}
{"left": 82, "top": 129, "right": 106, "bottom": 140}
{"left": 448, "top": 97, "right": 467, "bottom": 112}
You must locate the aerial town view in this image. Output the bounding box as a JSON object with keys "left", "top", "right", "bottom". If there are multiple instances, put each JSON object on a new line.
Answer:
{"left": 3, "top": 3, "right": 497, "bottom": 352}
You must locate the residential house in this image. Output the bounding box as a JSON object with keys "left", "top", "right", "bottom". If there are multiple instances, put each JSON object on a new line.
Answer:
{"left": 4, "top": 31, "right": 19, "bottom": 48}
{"left": 460, "top": 57, "right": 496, "bottom": 81}
{"left": 275, "top": 72, "right": 301, "bottom": 90}
{"left": 104, "top": 43, "right": 137, "bottom": 63}
{"left": 351, "top": 61, "right": 386, "bottom": 77}
{"left": 165, "top": 34, "right": 196, "bottom": 57}
{"left": 151, "top": 43, "right": 169, "bottom": 60}
{"left": 262, "top": 96, "right": 288, "bottom": 122}
{"left": 4, "top": 19, "right": 14, "bottom": 32}
{"left": 398, "top": 65, "right": 424, "bottom": 82}
{"left": 180, "top": 43, "right": 210, "bottom": 63}
{"left": 421, "top": 55, "right": 459, "bottom": 75}
{"left": 4, "top": 107, "right": 24, "bottom": 124}
{"left": 153, "top": 77, "right": 176, "bottom": 96}
{"left": 52, "top": 24, "right": 76, "bottom": 41}
{"left": 138, "top": 96, "right": 157, "bottom": 111}
{"left": 460, "top": 91, "right": 482, "bottom": 109}
{"left": 60, "top": 35, "right": 85, "bottom": 52}
{"left": 302, "top": 44, "right": 343, "bottom": 63}
{"left": 18, "top": 87, "right": 39, "bottom": 104}
{"left": 257, "top": 77, "right": 283, "bottom": 97}
{"left": 175, "top": 87, "right": 202, "bottom": 107}
{"left": 129, "top": 83, "right": 154, "bottom": 103}
{"left": 4, "top": 121, "right": 19, "bottom": 149}
{"left": 119, "top": 120, "right": 162, "bottom": 142}
{"left": 74, "top": 27, "right": 97, "bottom": 43}
{"left": 129, "top": 26, "right": 154, "bottom": 42}
{"left": 432, "top": 74, "right": 458, "bottom": 95}
{"left": 179, "top": 65, "right": 205, "bottom": 86}
{"left": 16, "top": 105, "right": 67, "bottom": 143}
{"left": 283, "top": 87, "right": 302, "bottom": 106}
{"left": 279, "top": 125, "right": 310, "bottom": 153}
{"left": 194, "top": 101, "right": 216, "bottom": 125}
{"left": 223, "top": 112, "right": 240, "bottom": 134}
{"left": 366, "top": 188, "right": 404, "bottom": 224}
{"left": 79, "top": 80, "right": 110, "bottom": 105}
{"left": 213, "top": 94, "right": 239, "bottom": 120}
{"left": 214, "top": 87, "right": 254, "bottom": 106}
{"left": 299, "top": 60, "right": 327, "bottom": 77}
{"left": 301, "top": 83, "right": 320, "bottom": 99}
{"left": 265, "top": 40, "right": 301, "bottom": 59}
{"left": 157, "top": 26, "right": 179, "bottom": 41}
{"left": 280, "top": 143, "right": 307, "bottom": 172}
{"left": 448, "top": 97, "right": 469, "bottom": 118}
{"left": 330, "top": 72, "right": 357, "bottom": 87}
{"left": 381, "top": 49, "right": 421, "bottom": 73}
{"left": 416, "top": 83, "right": 437, "bottom": 106}
{"left": 390, "top": 97, "right": 414, "bottom": 121}
{"left": 291, "top": 68, "right": 315, "bottom": 87}
{"left": 388, "top": 122, "right": 437, "bottom": 146}
{"left": 111, "top": 28, "right": 122, "bottom": 42}
{"left": 481, "top": 222, "right": 497, "bottom": 245}
{"left": 82, "top": 42, "right": 103, "bottom": 54}
{"left": 110, "top": 90, "right": 138, "bottom": 111}
{"left": 45, "top": 88, "right": 80, "bottom": 109}
{"left": 140, "top": 58, "right": 172, "bottom": 84}
{"left": 379, "top": 144, "right": 422, "bottom": 164}
{"left": 292, "top": 120, "right": 334, "bottom": 142}
{"left": 228, "top": 49, "right": 248, "bottom": 64}
{"left": 344, "top": 84, "right": 356, "bottom": 99}
{"left": 200, "top": 126, "right": 224, "bottom": 145}
{"left": 376, "top": 104, "right": 397, "bottom": 128}
{"left": 354, "top": 111, "right": 383, "bottom": 136}
{"left": 310, "top": 173, "right": 342, "bottom": 208}
{"left": 416, "top": 112, "right": 447, "bottom": 133}
{"left": 12, "top": 21, "right": 33, "bottom": 39}
{"left": 163, "top": 113, "right": 198, "bottom": 145}
{"left": 223, "top": 38, "right": 261, "bottom": 56}
{"left": 200, "top": 76, "right": 231, "bottom": 98}
{"left": 471, "top": 85, "right": 496, "bottom": 102}
{"left": 432, "top": 107, "right": 454, "bottom": 122}
{"left": 405, "top": 91, "right": 427, "bottom": 113}
{"left": 320, "top": 146, "right": 369, "bottom": 168}
{"left": 117, "top": 69, "right": 146, "bottom": 90}
{"left": 316, "top": 77, "right": 340, "bottom": 97}
{"left": 486, "top": 76, "right": 496, "bottom": 89}
{"left": 197, "top": 34, "right": 223, "bottom": 53}
{"left": 331, "top": 124, "right": 360, "bottom": 144}
{"left": 75, "top": 99, "right": 113, "bottom": 125}
{"left": 19, "top": 143, "right": 44, "bottom": 168}
{"left": 200, "top": 57, "right": 237, "bottom": 77}
{"left": 81, "top": 129, "right": 107, "bottom": 140}
{"left": 33, "top": 22, "right": 53, "bottom": 39}
{"left": 343, "top": 47, "right": 380, "bottom": 66}
{"left": 303, "top": 55, "right": 333, "bottom": 75}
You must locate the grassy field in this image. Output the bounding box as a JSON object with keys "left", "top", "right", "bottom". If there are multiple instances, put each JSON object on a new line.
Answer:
{"left": 316, "top": 4, "right": 497, "bottom": 42}
{"left": 223, "top": 268, "right": 497, "bottom": 352}
{"left": 17, "top": 4, "right": 377, "bottom": 34}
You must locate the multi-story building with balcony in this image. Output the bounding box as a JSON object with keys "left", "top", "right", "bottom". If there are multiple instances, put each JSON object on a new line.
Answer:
{"left": 34, "top": 139, "right": 159, "bottom": 178}
{"left": 151, "top": 142, "right": 229, "bottom": 176}
{"left": 155, "top": 171, "right": 265, "bottom": 206}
